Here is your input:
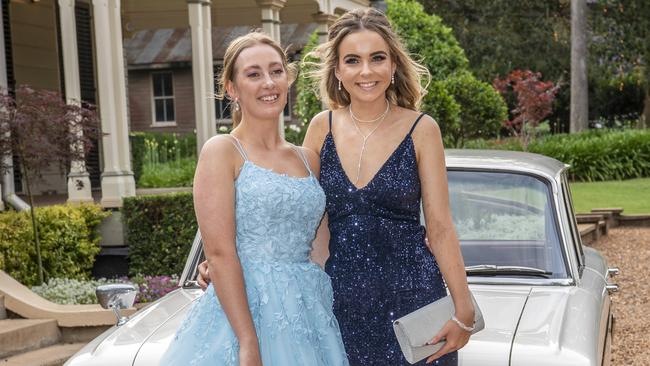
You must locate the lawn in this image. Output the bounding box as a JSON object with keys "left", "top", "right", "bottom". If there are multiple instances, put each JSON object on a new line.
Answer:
{"left": 570, "top": 178, "right": 650, "bottom": 214}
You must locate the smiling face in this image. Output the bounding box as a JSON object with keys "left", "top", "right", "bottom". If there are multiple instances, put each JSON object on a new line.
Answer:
{"left": 226, "top": 43, "right": 289, "bottom": 122}
{"left": 335, "top": 29, "right": 396, "bottom": 105}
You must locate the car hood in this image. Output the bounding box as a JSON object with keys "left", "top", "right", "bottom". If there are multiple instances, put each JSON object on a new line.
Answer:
{"left": 139, "top": 285, "right": 535, "bottom": 366}
{"left": 68, "top": 284, "right": 594, "bottom": 366}
{"left": 65, "top": 287, "right": 202, "bottom": 366}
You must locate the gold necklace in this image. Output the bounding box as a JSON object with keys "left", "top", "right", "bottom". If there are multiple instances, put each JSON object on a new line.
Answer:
{"left": 349, "top": 99, "right": 390, "bottom": 123}
{"left": 349, "top": 101, "right": 391, "bottom": 185}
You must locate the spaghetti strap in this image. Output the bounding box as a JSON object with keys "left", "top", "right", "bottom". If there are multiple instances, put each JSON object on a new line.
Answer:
{"left": 408, "top": 113, "right": 427, "bottom": 136}
{"left": 328, "top": 110, "right": 333, "bottom": 132}
{"left": 226, "top": 135, "right": 249, "bottom": 161}
{"left": 293, "top": 147, "right": 313, "bottom": 176}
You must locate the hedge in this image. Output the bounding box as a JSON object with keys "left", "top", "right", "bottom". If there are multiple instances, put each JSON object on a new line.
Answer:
{"left": 0, "top": 204, "right": 108, "bottom": 286}
{"left": 464, "top": 129, "right": 650, "bottom": 181}
{"left": 122, "top": 192, "right": 197, "bottom": 276}
{"left": 439, "top": 71, "right": 507, "bottom": 146}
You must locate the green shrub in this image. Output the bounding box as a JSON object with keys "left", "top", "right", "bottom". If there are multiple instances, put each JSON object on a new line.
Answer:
{"left": 31, "top": 277, "right": 119, "bottom": 305}
{"left": 388, "top": 0, "right": 509, "bottom": 144}
{"left": 422, "top": 81, "right": 461, "bottom": 146}
{"left": 463, "top": 129, "right": 650, "bottom": 181}
{"left": 123, "top": 193, "right": 197, "bottom": 276}
{"left": 387, "top": 0, "right": 468, "bottom": 82}
{"left": 528, "top": 129, "right": 650, "bottom": 181}
{"left": 130, "top": 132, "right": 197, "bottom": 187}
{"left": 294, "top": 31, "right": 321, "bottom": 127}
{"left": 441, "top": 72, "right": 508, "bottom": 147}
{"left": 31, "top": 275, "right": 180, "bottom": 305}
{"left": 130, "top": 133, "right": 146, "bottom": 183}
{"left": 589, "top": 72, "right": 646, "bottom": 125}
{"left": 462, "top": 137, "right": 524, "bottom": 151}
{"left": 0, "top": 204, "right": 108, "bottom": 286}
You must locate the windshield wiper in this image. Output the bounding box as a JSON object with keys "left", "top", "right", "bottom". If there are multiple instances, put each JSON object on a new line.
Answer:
{"left": 465, "top": 264, "right": 552, "bottom": 278}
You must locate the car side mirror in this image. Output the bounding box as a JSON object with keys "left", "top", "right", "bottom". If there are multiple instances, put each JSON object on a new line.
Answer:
{"left": 96, "top": 284, "right": 137, "bottom": 326}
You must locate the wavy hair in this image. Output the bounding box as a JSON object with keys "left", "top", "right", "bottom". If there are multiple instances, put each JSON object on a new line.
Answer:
{"left": 215, "top": 31, "right": 297, "bottom": 126}
{"left": 306, "top": 8, "right": 430, "bottom": 110}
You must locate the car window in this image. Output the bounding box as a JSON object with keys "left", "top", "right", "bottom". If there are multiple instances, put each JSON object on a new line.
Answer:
{"left": 562, "top": 173, "right": 585, "bottom": 273}
{"left": 448, "top": 170, "right": 569, "bottom": 279}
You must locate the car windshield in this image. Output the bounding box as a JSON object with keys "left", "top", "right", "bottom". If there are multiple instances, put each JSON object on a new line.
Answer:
{"left": 448, "top": 170, "right": 568, "bottom": 279}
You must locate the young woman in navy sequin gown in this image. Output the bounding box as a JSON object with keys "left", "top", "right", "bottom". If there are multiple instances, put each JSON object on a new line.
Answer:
{"left": 198, "top": 9, "right": 475, "bottom": 366}
{"left": 300, "top": 8, "right": 475, "bottom": 366}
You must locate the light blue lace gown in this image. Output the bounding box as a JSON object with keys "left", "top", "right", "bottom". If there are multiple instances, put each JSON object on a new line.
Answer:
{"left": 160, "top": 136, "right": 349, "bottom": 366}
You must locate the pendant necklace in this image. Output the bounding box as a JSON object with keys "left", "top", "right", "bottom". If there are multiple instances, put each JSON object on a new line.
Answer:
{"left": 349, "top": 99, "right": 391, "bottom": 184}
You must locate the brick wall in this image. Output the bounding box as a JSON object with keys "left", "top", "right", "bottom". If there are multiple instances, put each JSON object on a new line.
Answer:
{"left": 128, "top": 68, "right": 196, "bottom": 134}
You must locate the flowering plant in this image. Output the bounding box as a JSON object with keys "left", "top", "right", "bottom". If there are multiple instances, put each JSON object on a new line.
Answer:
{"left": 32, "top": 275, "right": 180, "bottom": 305}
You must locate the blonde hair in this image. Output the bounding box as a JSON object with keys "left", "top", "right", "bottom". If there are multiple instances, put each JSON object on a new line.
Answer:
{"left": 215, "top": 31, "right": 297, "bottom": 126}
{"left": 308, "top": 8, "right": 430, "bottom": 110}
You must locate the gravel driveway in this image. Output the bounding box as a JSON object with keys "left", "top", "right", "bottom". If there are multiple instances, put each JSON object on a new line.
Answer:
{"left": 590, "top": 226, "right": 650, "bottom": 366}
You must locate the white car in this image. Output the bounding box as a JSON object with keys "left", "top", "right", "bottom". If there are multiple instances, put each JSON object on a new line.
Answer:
{"left": 65, "top": 150, "right": 618, "bottom": 366}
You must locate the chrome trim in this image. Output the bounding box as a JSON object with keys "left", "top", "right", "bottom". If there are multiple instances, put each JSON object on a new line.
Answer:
{"left": 606, "top": 284, "right": 619, "bottom": 294}
{"left": 607, "top": 267, "right": 620, "bottom": 277}
{"left": 467, "top": 277, "right": 574, "bottom": 286}
{"left": 180, "top": 230, "right": 203, "bottom": 286}
{"left": 447, "top": 168, "right": 573, "bottom": 281}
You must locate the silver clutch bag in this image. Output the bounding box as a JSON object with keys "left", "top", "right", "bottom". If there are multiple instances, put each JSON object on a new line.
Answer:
{"left": 392, "top": 292, "right": 484, "bottom": 364}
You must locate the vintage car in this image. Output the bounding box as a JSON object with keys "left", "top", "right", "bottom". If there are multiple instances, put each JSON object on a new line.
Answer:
{"left": 65, "top": 150, "right": 619, "bottom": 366}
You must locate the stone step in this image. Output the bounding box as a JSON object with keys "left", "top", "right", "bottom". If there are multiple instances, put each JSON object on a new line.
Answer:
{"left": 0, "top": 342, "right": 85, "bottom": 366}
{"left": 0, "top": 295, "right": 6, "bottom": 320}
{"left": 0, "top": 319, "right": 61, "bottom": 359}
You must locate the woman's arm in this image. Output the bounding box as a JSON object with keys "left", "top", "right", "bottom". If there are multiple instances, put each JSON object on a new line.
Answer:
{"left": 300, "top": 146, "right": 331, "bottom": 269}
{"left": 193, "top": 136, "right": 261, "bottom": 363}
{"left": 301, "top": 110, "right": 330, "bottom": 154}
{"left": 412, "top": 116, "right": 474, "bottom": 362}
{"left": 197, "top": 113, "right": 332, "bottom": 289}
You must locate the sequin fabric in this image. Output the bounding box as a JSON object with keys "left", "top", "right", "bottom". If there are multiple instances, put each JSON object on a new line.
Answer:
{"left": 320, "top": 112, "right": 458, "bottom": 366}
{"left": 160, "top": 142, "right": 349, "bottom": 366}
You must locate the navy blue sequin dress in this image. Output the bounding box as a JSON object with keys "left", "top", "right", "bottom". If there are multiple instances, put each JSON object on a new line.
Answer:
{"left": 320, "top": 111, "right": 458, "bottom": 366}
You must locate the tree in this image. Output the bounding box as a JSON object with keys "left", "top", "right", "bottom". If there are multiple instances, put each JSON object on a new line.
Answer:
{"left": 589, "top": 0, "right": 650, "bottom": 127}
{"left": 0, "top": 85, "right": 99, "bottom": 284}
{"left": 419, "top": 0, "right": 571, "bottom": 83}
{"left": 494, "top": 70, "right": 560, "bottom": 149}
{"left": 387, "top": 0, "right": 507, "bottom": 146}
{"left": 294, "top": 31, "right": 321, "bottom": 127}
{"left": 419, "top": 0, "right": 650, "bottom": 129}
{"left": 443, "top": 71, "right": 507, "bottom": 146}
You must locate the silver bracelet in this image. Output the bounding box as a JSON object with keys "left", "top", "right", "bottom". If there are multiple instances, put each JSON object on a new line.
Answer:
{"left": 451, "top": 314, "right": 475, "bottom": 332}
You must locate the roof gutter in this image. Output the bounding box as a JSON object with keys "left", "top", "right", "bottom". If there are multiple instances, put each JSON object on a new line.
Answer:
{"left": 1, "top": 152, "right": 30, "bottom": 211}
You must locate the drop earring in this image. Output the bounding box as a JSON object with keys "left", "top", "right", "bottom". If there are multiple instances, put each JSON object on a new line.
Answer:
{"left": 233, "top": 98, "right": 240, "bottom": 112}
{"left": 391, "top": 73, "right": 395, "bottom": 85}
{"left": 338, "top": 79, "right": 342, "bottom": 91}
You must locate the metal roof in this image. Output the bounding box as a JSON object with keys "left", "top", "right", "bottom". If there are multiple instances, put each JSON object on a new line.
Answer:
{"left": 124, "top": 24, "right": 317, "bottom": 67}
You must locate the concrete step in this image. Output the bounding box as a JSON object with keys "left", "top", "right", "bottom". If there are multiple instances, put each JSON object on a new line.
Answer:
{"left": 0, "top": 342, "right": 85, "bottom": 366}
{"left": 0, "top": 319, "right": 61, "bottom": 359}
{"left": 0, "top": 295, "right": 6, "bottom": 320}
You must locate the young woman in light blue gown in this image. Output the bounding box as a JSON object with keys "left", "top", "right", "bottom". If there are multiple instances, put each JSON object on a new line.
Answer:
{"left": 159, "top": 32, "right": 348, "bottom": 366}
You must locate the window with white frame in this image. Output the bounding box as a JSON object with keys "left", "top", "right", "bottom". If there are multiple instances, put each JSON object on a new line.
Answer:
{"left": 152, "top": 72, "right": 175, "bottom": 124}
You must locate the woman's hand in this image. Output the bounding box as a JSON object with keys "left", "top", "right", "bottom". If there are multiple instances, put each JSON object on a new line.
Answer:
{"left": 425, "top": 314, "right": 472, "bottom": 363}
{"left": 197, "top": 260, "right": 210, "bottom": 290}
{"left": 239, "top": 338, "right": 263, "bottom": 366}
